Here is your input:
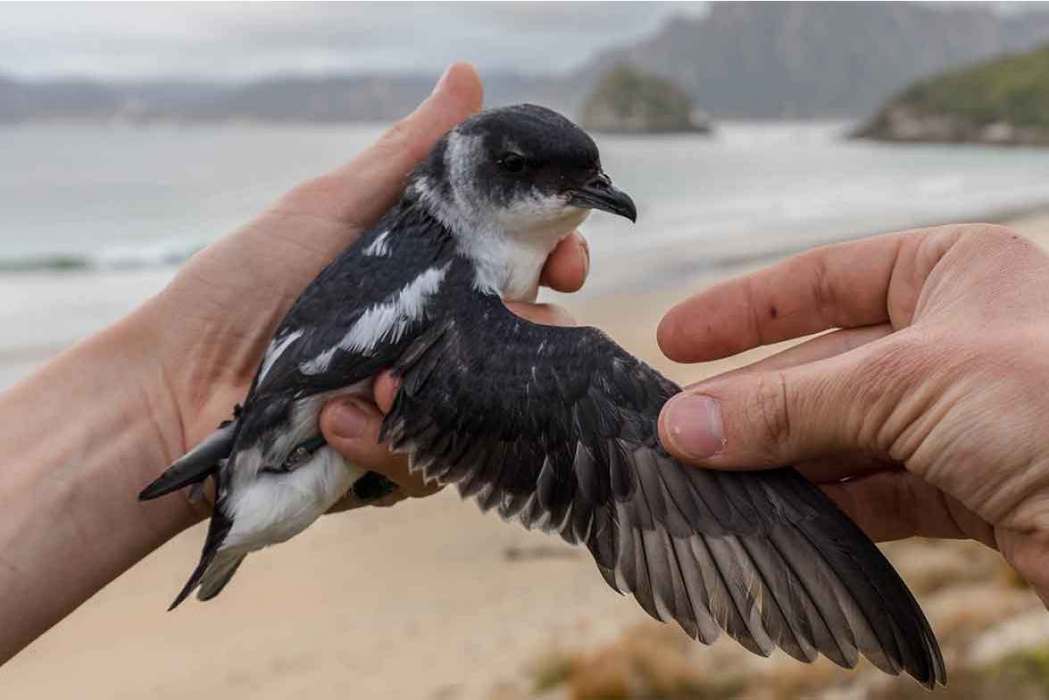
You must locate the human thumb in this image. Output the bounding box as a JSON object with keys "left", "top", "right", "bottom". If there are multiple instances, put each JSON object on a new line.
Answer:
{"left": 658, "top": 359, "right": 864, "bottom": 470}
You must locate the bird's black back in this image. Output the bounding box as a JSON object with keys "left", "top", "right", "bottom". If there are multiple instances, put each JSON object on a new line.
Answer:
{"left": 235, "top": 198, "right": 466, "bottom": 448}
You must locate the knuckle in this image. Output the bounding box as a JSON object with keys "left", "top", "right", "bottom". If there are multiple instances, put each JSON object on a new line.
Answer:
{"left": 850, "top": 333, "right": 936, "bottom": 451}
{"left": 744, "top": 372, "right": 793, "bottom": 454}
{"left": 860, "top": 333, "right": 925, "bottom": 390}
{"left": 960, "top": 222, "right": 1016, "bottom": 243}
{"left": 807, "top": 252, "right": 838, "bottom": 319}
{"left": 955, "top": 222, "right": 1037, "bottom": 255}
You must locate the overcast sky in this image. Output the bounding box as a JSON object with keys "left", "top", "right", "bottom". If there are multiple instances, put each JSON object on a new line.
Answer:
{"left": 2, "top": 2, "right": 708, "bottom": 81}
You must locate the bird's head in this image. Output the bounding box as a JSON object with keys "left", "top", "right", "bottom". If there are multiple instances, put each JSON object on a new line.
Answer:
{"left": 409, "top": 105, "right": 636, "bottom": 295}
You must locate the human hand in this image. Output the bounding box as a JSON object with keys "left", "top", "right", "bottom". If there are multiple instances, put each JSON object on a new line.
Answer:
{"left": 139, "top": 63, "right": 588, "bottom": 513}
{"left": 656, "top": 224, "right": 1049, "bottom": 600}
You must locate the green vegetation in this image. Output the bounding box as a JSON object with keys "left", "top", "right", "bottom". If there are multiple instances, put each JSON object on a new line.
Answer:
{"left": 581, "top": 65, "right": 710, "bottom": 134}
{"left": 988, "top": 645, "right": 1049, "bottom": 695}
{"left": 527, "top": 624, "right": 745, "bottom": 699}
{"left": 857, "top": 43, "right": 1049, "bottom": 144}
{"left": 900, "top": 44, "right": 1049, "bottom": 128}
{"left": 530, "top": 651, "right": 575, "bottom": 694}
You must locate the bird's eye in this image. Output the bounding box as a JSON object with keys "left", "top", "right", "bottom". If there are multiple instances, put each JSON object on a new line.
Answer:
{"left": 499, "top": 153, "right": 526, "bottom": 173}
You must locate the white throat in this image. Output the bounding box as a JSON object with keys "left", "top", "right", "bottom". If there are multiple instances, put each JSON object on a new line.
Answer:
{"left": 411, "top": 132, "right": 591, "bottom": 302}
{"left": 465, "top": 206, "right": 589, "bottom": 301}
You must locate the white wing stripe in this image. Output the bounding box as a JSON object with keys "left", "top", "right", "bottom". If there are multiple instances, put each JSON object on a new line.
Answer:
{"left": 258, "top": 330, "right": 303, "bottom": 382}
{"left": 300, "top": 264, "right": 449, "bottom": 374}
{"left": 363, "top": 231, "right": 391, "bottom": 256}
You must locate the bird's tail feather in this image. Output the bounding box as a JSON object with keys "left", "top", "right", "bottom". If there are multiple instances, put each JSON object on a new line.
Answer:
{"left": 197, "top": 551, "right": 247, "bottom": 601}
{"left": 168, "top": 492, "right": 234, "bottom": 610}
{"left": 139, "top": 419, "right": 238, "bottom": 501}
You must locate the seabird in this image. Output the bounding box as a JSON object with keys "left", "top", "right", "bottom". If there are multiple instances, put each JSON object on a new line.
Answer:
{"left": 140, "top": 104, "right": 944, "bottom": 686}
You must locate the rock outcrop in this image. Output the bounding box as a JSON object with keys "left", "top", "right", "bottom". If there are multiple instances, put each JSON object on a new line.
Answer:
{"left": 580, "top": 65, "right": 710, "bottom": 134}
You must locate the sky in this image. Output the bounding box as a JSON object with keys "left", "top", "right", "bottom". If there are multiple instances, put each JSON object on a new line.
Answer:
{"left": 2, "top": 2, "right": 708, "bottom": 81}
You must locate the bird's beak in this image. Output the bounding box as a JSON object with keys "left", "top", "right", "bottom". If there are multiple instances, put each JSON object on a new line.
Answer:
{"left": 569, "top": 172, "right": 637, "bottom": 222}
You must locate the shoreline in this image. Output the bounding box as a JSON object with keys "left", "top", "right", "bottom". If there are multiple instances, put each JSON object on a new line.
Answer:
{"left": 4, "top": 196, "right": 1047, "bottom": 279}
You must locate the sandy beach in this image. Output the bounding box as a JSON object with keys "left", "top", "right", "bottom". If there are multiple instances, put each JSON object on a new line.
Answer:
{"left": 4, "top": 210, "right": 1049, "bottom": 699}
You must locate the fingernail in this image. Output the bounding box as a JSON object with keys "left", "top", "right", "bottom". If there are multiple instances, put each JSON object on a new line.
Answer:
{"left": 328, "top": 400, "right": 372, "bottom": 440}
{"left": 664, "top": 394, "right": 725, "bottom": 459}
{"left": 431, "top": 65, "right": 453, "bottom": 96}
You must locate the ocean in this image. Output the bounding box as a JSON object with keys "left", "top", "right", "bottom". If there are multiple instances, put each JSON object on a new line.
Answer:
{"left": 2, "top": 120, "right": 1049, "bottom": 387}
{"left": 4, "top": 120, "right": 1049, "bottom": 277}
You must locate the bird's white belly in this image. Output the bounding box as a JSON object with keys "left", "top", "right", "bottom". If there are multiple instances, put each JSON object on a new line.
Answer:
{"left": 223, "top": 381, "right": 372, "bottom": 552}
{"left": 225, "top": 446, "right": 363, "bottom": 550}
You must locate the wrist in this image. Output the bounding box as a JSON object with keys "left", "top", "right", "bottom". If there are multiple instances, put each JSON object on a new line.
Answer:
{"left": 0, "top": 306, "right": 201, "bottom": 661}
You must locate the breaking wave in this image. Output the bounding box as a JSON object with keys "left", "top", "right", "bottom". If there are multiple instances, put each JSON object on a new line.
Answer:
{"left": 0, "top": 240, "right": 203, "bottom": 273}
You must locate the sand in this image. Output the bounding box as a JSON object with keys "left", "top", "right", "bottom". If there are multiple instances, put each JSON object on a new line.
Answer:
{"left": 4, "top": 212, "right": 1049, "bottom": 699}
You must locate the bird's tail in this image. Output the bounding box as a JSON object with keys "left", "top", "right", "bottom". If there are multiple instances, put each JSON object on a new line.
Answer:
{"left": 167, "top": 493, "right": 235, "bottom": 610}
{"left": 197, "top": 550, "right": 247, "bottom": 601}
{"left": 139, "top": 418, "right": 238, "bottom": 501}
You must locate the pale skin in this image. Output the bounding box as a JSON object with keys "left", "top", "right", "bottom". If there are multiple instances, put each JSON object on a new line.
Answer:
{"left": 0, "top": 63, "right": 586, "bottom": 663}
{"left": 4, "top": 68, "right": 1049, "bottom": 666}
{"left": 656, "top": 223, "right": 1049, "bottom": 605}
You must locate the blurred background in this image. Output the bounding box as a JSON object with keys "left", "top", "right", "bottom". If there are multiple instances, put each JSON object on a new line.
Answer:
{"left": 4, "top": 2, "right": 1049, "bottom": 698}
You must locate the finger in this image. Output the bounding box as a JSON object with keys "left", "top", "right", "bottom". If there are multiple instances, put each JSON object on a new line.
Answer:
{"left": 658, "top": 340, "right": 891, "bottom": 469}
{"left": 819, "top": 471, "right": 995, "bottom": 546}
{"left": 320, "top": 397, "right": 439, "bottom": 498}
{"left": 373, "top": 372, "right": 399, "bottom": 414}
{"left": 657, "top": 231, "right": 913, "bottom": 363}
{"left": 275, "top": 62, "right": 483, "bottom": 237}
{"left": 711, "top": 324, "right": 892, "bottom": 380}
{"left": 539, "top": 231, "right": 589, "bottom": 293}
{"left": 793, "top": 452, "right": 900, "bottom": 484}
{"left": 505, "top": 301, "right": 577, "bottom": 327}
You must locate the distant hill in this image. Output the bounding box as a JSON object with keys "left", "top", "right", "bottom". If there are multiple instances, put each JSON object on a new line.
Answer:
{"left": 0, "top": 72, "right": 575, "bottom": 125}
{"left": 0, "top": 74, "right": 121, "bottom": 121}
{"left": 581, "top": 65, "right": 710, "bottom": 134}
{"left": 576, "top": 2, "right": 1049, "bottom": 118}
{"left": 5, "top": 3, "right": 1049, "bottom": 123}
{"left": 854, "top": 43, "right": 1049, "bottom": 145}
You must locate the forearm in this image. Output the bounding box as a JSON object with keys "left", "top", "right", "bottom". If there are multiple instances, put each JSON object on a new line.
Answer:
{"left": 0, "top": 308, "right": 200, "bottom": 662}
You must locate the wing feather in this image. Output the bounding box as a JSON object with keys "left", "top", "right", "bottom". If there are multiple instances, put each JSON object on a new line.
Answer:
{"left": 381, "top": 294, "right": 944, "bottom": 686}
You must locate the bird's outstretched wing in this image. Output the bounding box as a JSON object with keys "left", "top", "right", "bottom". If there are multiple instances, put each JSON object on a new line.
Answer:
{"left": 381, "top": 294, "right": 945, "bottom": 687}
